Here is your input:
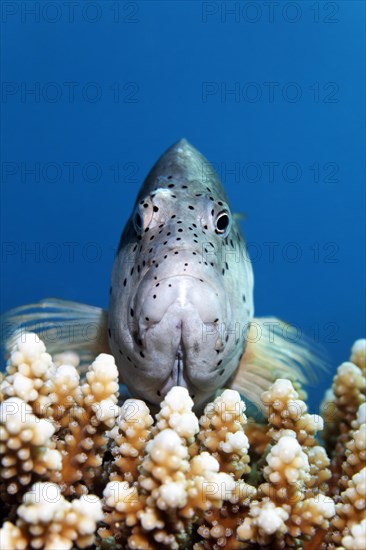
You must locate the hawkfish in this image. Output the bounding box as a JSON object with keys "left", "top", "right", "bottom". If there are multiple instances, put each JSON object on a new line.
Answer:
{"left": 2, "top": 140, "right": 320, "bottom": 411}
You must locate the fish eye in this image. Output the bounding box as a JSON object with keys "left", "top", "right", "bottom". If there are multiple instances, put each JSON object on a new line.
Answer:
{"left": 133, "top": 210, "right": 143, "bottom": 233}
{"left": 215, "top": 211, "right": 231, "bottom": 235}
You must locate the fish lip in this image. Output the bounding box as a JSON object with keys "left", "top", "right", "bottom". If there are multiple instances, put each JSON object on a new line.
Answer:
{"left": 174, "top": 343, "right": 184, "bottom": 385}
{"left": 159, "top": 343, "right": 196, "bottom": 394}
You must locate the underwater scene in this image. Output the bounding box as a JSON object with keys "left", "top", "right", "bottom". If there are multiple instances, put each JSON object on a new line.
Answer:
{"left": 1, "top": 1, "right": 365, "bottom": 548}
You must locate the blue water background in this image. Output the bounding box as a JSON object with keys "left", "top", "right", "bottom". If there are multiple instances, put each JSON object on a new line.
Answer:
{"left": 1, "top": 1, "right": 365, "bottom": 411}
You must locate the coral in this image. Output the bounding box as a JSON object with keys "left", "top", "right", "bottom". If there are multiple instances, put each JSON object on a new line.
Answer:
{"left": 101, "top": 388, "right": 238, "bottom": 549}
{"left": 197, "top": 389, "right": 251, "bottom": 479}
{"left": 236, "top": 432, "right": 335, "bottom": 548}
{"left": 109, "top": 398, "right": 154, "bottom": 483}
{"left": 154, "top": 386, "right": 199, "bottom": 443}
{"left": 0, "top": 334, "right": 365, "bottom": 549}
{"left": 0, "top": 397, "right": 61, "bottom": 499}
{"left": 0, "top": 482, "right": 103, "bottom": 549}
{"left": 49, "top": 353, "right": 119, "bottom": 496}
{"left": 330, "top": 467, "right": 366, "bottom": 549}
{"left": 321, "top": 339, "right": 366, "bottom": 499}
{"left": 0, "top": 334, "right": 119, "bottom": 500}
{"left": 1, "top": 333, "right": 55, "bottom": 417}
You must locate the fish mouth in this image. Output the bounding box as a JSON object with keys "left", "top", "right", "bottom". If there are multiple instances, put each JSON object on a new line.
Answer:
{"left": 158, "top": 340, "right": 202, "bottom": 400}
{"left": 160, "top": 343, "right": 187, "bottom": 391}
{"left": 129, "top": 267, "right": 230, "bottom": 400}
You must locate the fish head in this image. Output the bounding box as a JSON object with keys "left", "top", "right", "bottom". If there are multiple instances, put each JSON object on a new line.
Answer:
{"left": 109, "top": 139, "right": 254, "bottom": 410}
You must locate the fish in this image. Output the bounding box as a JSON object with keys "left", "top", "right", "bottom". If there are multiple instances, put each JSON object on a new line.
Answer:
{"left": 1, "top": 139, "right": 323, "bottom": 411}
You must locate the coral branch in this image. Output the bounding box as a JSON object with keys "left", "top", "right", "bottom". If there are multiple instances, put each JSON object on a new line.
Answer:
{"left": 1, "top": 334, "right": 365, "bottom": 549}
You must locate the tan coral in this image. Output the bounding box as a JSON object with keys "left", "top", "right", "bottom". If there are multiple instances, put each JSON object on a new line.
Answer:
{"left": 261, "top": 378, "right": 324, "bottom": 447}
{"left": 331, "top": 362, "right": 365, "bottom": 427}
{"left": 350, "top": 339, "right": 366, "bottom": 371}
{"left": 198, "top": 389, "right": 251, "bottom": 479}
{"left": 126, "top": 437, "right": 236, "bottom": 548}
{"left": 50, "top": 354, "right": 119, "bottom": 496}
{"left": 110, "top": 398, "right": 154, "bottom": 483}
{"left": 341, "top": 518, "right": 366, "bottom": 550}
{"left": 322, "top": 339, "right": 366, "bottom": 445}
{"left": 237, "top": 499, "right": 290, "bottom": 547}
{"left": 262, "top": 378, "right": 331, "bottom": 497}
{"left": 0, "top": 337, "right": 120, "bottom": 499}
{"left": 1, "top": 333, "right": 366, "bottom": 549}
{"left": 236, "top": 431, "right": 335, "bottom": 549}
{"left": 343, "top": 404, "right": 366, "bottom": 482}
{"left": 0, "top": 333, "right": 55, "bottom": 418}
{"left": 322, "top": 340, "right": 366, "bottom": 498}
{"left": 260, "top": 432, "right": 311, "bottom": 502}
{"left": 186, "top": 389, "right": 256, "bottom": 550}
{"left": 245, "top": 420, "right": 271, "bottom": 456}
{"left": 0, "top": 481, "right": 103, "bottom": 549}
{"left": 195, "top": 480, "right": 257, "bottom": 550}
{"left": 101, "top": 388, "right": 238, "bottom": 549}
{"left": 331, "top": 467, "right": 366, "bottom": 548}
{"left": 0, "top": 397, "right": 61, "bottom": 498}
{"left": 41, "top": 363, "right": 82, "bottom": 427}
{"left": 154, "top": 386, "right": 199, "bottom": 443}
{"left": 232, "top": 378, "right": 335, "bottom": 550}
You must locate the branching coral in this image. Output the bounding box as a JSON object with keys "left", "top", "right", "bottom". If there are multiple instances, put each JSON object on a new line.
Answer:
{"left": 49, "top": 353, "right": 119, "bottom": 496}
{"left": 319, "top": 339, "right": 366, "bottom": 550}
{"left": 236, "top": 432, "right": 335, "bottom": 548}
{"left": 0, "top": 334, "right": 365, "bottom": 549}
{"left": 1, "top": 482, "right": 103, "bottom": 549}
{"left": 109, "top": 398, "right": 154, "bottom": 484}
{"left": 0, "top": 334, "right": 119, "bottom": 500}
{"left": 101, "top": 388, "right": 238, "bottom": 549}
{"left": 197, "top": 389, "right": 251, "bottom": 479}
{"left": 0, "top": 397, "right": 61, "bottom": 499}
{"left": 322, "top": 340, "right": 366, "bottom": 488}
{"left": 196, "top": 380, "right": 334, "bottom": 550}
{"left": 1, "top": 333, "right": 55, "bottom": 417}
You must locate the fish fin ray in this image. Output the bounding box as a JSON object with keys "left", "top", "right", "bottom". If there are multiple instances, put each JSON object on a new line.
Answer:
{"left": 1, "top": 298, "right": 110, "bottom": 369}
{"left": 230, "top": 316, "right": 328, "bottom": 408}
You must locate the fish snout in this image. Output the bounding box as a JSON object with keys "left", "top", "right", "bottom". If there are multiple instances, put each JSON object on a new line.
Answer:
{"left": 136, "top": 273, "right": 226, "bottom": 326}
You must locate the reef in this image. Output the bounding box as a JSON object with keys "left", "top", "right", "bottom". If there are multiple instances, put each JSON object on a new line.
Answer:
{"left": 0, "top": 334, "right": 365, "bottom": 549}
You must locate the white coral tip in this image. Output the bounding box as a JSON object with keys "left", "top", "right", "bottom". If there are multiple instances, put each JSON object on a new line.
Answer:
{"left": 90, "top": 353, "right": 118, "bottom": 379}
{"left": 356, "top": 403, "right": 366, "bottom": 426}
{"left": 55, "top": 364, "right": 80, "bottom": 382}
{"left": 74, "top": 495, "right": 103, "bottom": 523}
{"left": 169, "top": 412, "right": 199, "bottom": 438}
{"left": 16, "top": 333, "right": 46, "bottom": 359}
{"left": 0, "top": 397, "right": 30, "bottom": 423}
{"left": 257, "top": 506, "right": 288, "bottom": 534}
{"left": 12, "top": 373, "right": 37, "bottom": 401}
{"left": 342, "top": 518, "right": 366, "bottom": 549}
{"left": 220, "top": 389, "right": 245, "bottom": 408}
{"left": 191, "top": 452, "right": 220, "bottom": 475}
{"left": 163, "top": 387, "right": 194, "bottom": 412}
{"left": 32, "top": 419, "right": 55, "bottom": 445}
{"left": 311, "top": 494, "right": 335, "bottom": 519}
{"left": 274, "top": 436, "right": 302, "bottom": 463}
{"left": 158, "top": 482, "right": 187, "bottom": 508}
{"left": 93, "top": 398, "right": 119, "bottom": 422}
{"left": 221, "top": 431, "right": 249, "bottom": 453}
